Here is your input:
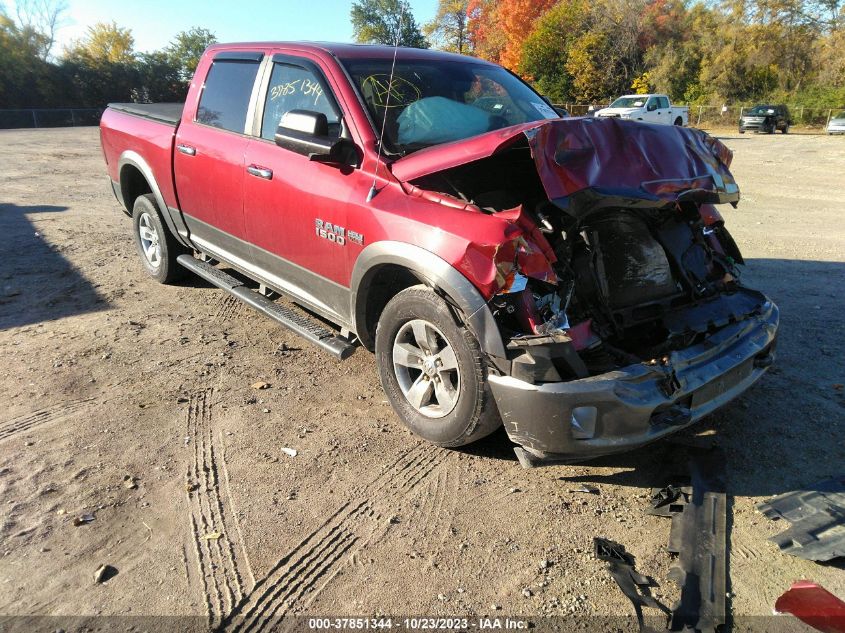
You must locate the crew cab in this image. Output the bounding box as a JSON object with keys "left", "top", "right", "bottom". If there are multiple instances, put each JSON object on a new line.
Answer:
{"left": 594, "top": 94, "right": 689, "bottom": 126}
{"left": 739, "top": 104, "right": 792, "bottom": 134}
{"left": 100, "top": 43, "right": 777, "bottom": 466}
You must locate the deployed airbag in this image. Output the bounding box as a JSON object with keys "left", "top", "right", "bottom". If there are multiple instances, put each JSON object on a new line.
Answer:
{"left": 398, "top": 97, "right": 492, "bottom": 146}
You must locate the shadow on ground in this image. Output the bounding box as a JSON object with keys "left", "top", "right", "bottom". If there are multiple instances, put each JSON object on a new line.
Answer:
{"left": 0, "top": 202, "right": 109, "bottom": 329}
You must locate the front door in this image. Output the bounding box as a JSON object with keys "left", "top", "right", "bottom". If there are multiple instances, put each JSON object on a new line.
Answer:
{"left": 242, "top": 54, "right": 361, "bottom": 325}
{"left": 174, "top": 52, "right": 263, "bottom": 264}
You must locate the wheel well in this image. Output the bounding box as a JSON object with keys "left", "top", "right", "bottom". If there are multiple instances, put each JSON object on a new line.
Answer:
{"left": 119, "top": 164, "right": 152, "bottom": 214}
{"left": 355, "top": 264, "right": 424, "bottom": 351}
{"left": 674, "top": 116, "right": 683, "bottom": 125}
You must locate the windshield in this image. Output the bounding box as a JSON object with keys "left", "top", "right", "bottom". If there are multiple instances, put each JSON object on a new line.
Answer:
{"left": 834, "top": 111, "right": 845, "bottom": 120}
{"left": 748, "top": 105, "right": 776, "bottom": 115}
{"left": 609, "top": 96, "right": 647, "bottom": 108}
{"left": 340, "top": 57, "right": 558, "bottom": 154}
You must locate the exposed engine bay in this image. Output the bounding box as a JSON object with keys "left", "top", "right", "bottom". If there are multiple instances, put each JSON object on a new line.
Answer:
{"left": 410, "top": 139, "right": 766, "bottom": 383}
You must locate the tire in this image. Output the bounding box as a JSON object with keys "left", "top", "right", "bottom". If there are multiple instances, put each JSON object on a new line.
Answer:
{"left": 674, "top": 117, "right": 683, "bottom": 126}
{"left": 739, "top": 129, "right": 745, "bottom": 134}
{"left": 375, "top": 285, "right": 501, "bottom": 447}
{"left": 131, "top": 194, "right": 187, "bottom": 284}
{"left": 781, "top": 123, "right": 789, "bottom": 134}
{"left": 766, "top": 122, "right": 775, "bottom": 134}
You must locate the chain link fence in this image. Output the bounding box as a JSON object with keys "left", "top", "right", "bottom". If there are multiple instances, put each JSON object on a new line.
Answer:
{"left": 0, "top": 108, "right": 104, "bottom": 130}
{"left": 553, "top": 103, "right": 841, "bottom": 130}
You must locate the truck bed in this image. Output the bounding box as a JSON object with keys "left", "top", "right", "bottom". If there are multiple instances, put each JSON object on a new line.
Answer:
{"left": 107, "top": 103, "right": 184, "bottom": 126}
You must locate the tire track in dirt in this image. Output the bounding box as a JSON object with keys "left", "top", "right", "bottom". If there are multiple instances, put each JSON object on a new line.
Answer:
{"left": 214, "top": 295, "right": 244, "bottom": 323}
{"left": 220, "top": 443, "right": 451, "bottom": 632}
{"left": 184, "top": 387, "right": 254, "bottom": 628}
{"left": 0, "top": 398, "right": 92, "bottom": 442}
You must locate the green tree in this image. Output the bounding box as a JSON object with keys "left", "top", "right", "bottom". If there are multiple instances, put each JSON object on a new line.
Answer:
{"left": 63, "top": 21, "right": 135, "bottom": 63}
{"left": 166, "top": 27, "right": 216, "bottom": 82}
{"left": 520, "top": 0, "right": 591, "bottom": 101}
{"left": 350, "top": 0, "right": 429, "bottom": 47}
{"left": 0, "top": 12, "right": 54, "bottom": 106}
{"left": 136, "top": 50, "right": 184, "bottom": 102}
{"left": 423, "top": 0, "right": 470, "bottom": 53}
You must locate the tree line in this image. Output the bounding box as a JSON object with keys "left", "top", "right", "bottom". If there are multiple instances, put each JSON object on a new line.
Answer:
{"left": 353, "top": 0, "right": 845, "bottom": 107}
{"left": 2, "top": 0, "right": 842, "bottom": 110}
{"left": 0, "top": 1, "right": 216, "bottom": 109}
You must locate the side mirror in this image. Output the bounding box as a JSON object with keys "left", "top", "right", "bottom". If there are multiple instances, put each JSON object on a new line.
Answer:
{"left": 274, "top": 109, "right": 354, "bottom": 165}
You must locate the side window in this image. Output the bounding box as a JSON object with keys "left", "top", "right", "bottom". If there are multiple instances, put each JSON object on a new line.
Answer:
{"left": 260, "top": 62, "right": 340, "bottom": 141}
{"left": 197, "top": 59, "right": 261, "bottom": 133}
{"left": 646, "top": 97, "right": 657, "bottom": 111}
{"left": 659, "top": 96, "right": 670, "bottom": 109}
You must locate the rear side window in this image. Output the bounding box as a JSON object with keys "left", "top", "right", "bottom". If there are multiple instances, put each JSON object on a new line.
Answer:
{"left": 260, "top": 62, "right": 340, "bottom": 141}
{"left": 658, "top": 96, "right": 670, "bottom": 109}
{"left": 197, "top": 60, "right": 261, "bottom": 133}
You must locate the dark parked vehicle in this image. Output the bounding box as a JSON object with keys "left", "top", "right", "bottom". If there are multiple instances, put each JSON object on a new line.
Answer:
{"left": 739, "top": 104, "right": 792, "bottom": 134}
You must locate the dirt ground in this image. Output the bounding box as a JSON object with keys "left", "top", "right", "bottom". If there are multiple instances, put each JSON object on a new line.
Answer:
{"left": 0, "top": 127, "right": 843, "bottom": 632}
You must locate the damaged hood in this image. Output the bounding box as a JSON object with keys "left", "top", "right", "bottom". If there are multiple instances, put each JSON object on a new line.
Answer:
{"left": 392, "top": 118, "right": 739, "bottom": 218}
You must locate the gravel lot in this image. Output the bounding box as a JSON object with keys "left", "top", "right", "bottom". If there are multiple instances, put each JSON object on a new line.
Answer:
{"left": 0, "top": 127, "right": 843, "bottom": 631}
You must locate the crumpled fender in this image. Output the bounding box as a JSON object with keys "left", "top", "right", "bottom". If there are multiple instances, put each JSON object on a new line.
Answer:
{"left": 458, "top": 206, "right": 558, "bottom": 297}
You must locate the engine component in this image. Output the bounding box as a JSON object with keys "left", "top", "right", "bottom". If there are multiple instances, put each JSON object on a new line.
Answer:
{"left": 584, "top": 213, "right": 678, "bottom": 309}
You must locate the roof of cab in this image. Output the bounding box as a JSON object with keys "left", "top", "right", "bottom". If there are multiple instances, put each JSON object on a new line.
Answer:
{"left": 203, "top": 41, "right": 496, "bottom": 64}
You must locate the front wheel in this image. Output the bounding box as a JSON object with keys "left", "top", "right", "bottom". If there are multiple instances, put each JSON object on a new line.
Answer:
{"left": 132, "top": 194, "right": 187, "bottom": 284}
{"left": 781, "top": 123, "right": 789, "bottom": 134}
{"left": 375, "top": 285, "right": 501, "bottom": 447}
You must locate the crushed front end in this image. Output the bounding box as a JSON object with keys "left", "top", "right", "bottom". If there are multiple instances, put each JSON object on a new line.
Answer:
{"left": 403, "top": 118, "right": 779, "bottom": 465}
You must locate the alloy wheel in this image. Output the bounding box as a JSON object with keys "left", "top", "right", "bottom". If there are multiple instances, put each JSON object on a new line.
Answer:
{"left": 392, "top": 319, "right": 461, "bottom": 418}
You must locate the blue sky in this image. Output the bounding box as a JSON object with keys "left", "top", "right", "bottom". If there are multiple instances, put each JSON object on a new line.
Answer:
{"left": 8, "top": 0, "right": 440, "bottom": 54}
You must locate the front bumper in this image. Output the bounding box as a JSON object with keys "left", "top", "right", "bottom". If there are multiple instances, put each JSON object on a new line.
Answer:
{"left": 489, "top": 299, "right": 779, "bottom": 466}
{"left": 827, "top": 123, "right": 845, "bottom": 135}
{"left": 739, "top": 119, "right": 773, "bottom": 132}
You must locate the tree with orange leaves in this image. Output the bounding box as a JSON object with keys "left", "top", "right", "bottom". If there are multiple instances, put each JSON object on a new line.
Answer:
{"left": 498, "top": 0, "right": 557, "bottom": 70}
{"left": 467, "top": 0, "right": 555, "bottom": 71}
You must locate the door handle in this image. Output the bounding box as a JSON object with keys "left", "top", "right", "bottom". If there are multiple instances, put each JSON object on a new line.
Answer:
{"left": 177, "top": 144, "right": 196, "bottom": 156}
{"left": 247, "top": 165, "right": 273, "bottom": 180}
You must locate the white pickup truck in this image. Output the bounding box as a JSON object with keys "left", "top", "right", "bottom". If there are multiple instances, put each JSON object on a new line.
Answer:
{"left": 594, "top": 94, "right": 689, "bottom": 126}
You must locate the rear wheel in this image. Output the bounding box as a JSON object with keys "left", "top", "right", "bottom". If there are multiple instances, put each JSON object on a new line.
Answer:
{"left": 674, "top": 117, "right": 683, "bottom": 126}
{"left": 132, "top": 194, "right": 187, "bottom": 284}
{"left": 375, "top": 285, "right": 501, "bottom": 447}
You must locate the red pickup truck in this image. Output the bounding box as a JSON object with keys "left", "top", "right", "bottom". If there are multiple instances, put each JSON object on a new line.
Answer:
{"left": 99, "top": 42, "right": 778, "bottom": 467}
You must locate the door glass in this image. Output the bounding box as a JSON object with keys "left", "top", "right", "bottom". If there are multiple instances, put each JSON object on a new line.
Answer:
{"left": 197, "top": 59, "right": 261, "bottom": 133}
{"left": 260, "top": 62, "right": 340, "bottom": 141}
{"left": 659, "top": 96, "right": 670, "bottom": 109}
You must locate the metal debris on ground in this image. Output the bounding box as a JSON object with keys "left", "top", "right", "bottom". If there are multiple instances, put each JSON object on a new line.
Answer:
{"left": 774, "top": 580, "right": 845, "bottom": 633}
{"left": 757, "top": 474, "right": 845, "bottom": 562}
{"left": 593, "top": 537, "right": 671, "bottom": 631}
{"left": 73, "top": 513, "right": 95, "bottom": 526}
{"left": 571, "top": 483, "right": 600, "bottom": 495}
{"left": 648, "top": 448, "right": 728, "bottom": 633}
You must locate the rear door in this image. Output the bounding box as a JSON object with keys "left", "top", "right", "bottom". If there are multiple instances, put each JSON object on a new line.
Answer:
{"left": 174, "top": 51, "right": 263, "bottom": 263}
{"left": 241, "top": 53, "right": 364, "bottom": 325}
